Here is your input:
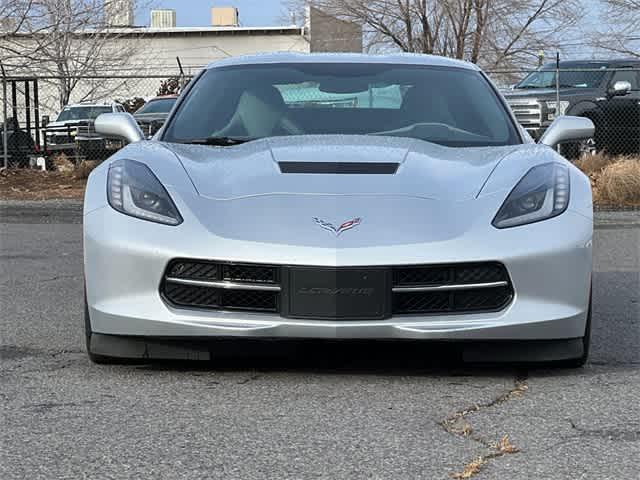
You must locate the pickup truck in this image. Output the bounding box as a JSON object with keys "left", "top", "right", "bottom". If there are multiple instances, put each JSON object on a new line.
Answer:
{"left": 503, "top": 59, "right": 640, "bottom": 158}
{"left": 133, "top": 95, "right": 177, "bottom": 138}
{"left": 44, "top": 102, "right": 126, "bottom": 159}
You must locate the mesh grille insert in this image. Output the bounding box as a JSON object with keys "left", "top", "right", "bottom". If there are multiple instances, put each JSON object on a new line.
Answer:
{"left": 162, "top": 260, "right": 280, "bottom": 313}
{"left": 392, "top": 262, "right": 512, "bottom": 315}
{"left": 393, "top": 292, "right": 451, "bottom": 314}
{"left": 167, "top": 261, "right": 220, "bottom": 281}
{"left": 453, "top": 286, "right": 513, "bottom": 312}
{"left": 164, "top": 283, "right": 221, "bottom": 308}
{"left": 222, "top": 264, "right": 278, "bottom": 284}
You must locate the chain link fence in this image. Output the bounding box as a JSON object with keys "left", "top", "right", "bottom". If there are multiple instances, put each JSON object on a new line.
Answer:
{"left": 1, "top": 73, "right": 190, "bottom": 169}
{"left": 488, "top": 67, "right": 640, "bottom": 159}
{"left": 1, "top": 68, "right": 639, "bottom": 170}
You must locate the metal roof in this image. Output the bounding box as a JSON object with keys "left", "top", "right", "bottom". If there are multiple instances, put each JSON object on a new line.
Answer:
{"left": 9, "top": 25, "right": 304, "bottom": 38}
{"left": 206, "top": 52, "right": 480, "bottom": 70}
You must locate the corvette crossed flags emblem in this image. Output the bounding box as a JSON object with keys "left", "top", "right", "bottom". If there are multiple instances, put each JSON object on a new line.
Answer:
{"left": 313, "top": 217, "right": 362, "bottom": 236}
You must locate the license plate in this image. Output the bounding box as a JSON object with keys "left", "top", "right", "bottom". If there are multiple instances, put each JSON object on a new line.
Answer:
{"left": 287, "top": 267, "right": 388, "bottom": 320}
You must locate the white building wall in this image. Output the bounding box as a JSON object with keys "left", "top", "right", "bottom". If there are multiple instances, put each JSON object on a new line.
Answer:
{"left": 125, "top": 31, "right": 310, "bottom": 74}
{"left": 5, "top": 30, "right": 309, "bottom": 121}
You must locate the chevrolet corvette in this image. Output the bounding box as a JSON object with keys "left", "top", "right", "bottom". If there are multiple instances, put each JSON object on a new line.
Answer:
{"left": 86, "top": 53, "right": 595, "bottom": 365}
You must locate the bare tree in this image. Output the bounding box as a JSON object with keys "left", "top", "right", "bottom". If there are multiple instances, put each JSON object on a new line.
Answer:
{"left": 592, "top": 1, "right": 640, "bottom": 58}
{"left": 0, "top": 0, "right": 53, "bottom": 66}
{"left": 285, "top": 0, "right": 580, "bottom": 68}
{"left": 1, "top": 1, "right": 153, "bottom": 108}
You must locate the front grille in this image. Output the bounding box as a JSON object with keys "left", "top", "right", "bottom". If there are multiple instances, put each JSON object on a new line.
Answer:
{"left": 507, "top": 98, "right": 543, "bottom": 130}
{"left": 48, "top": 134, "right": 73, "bottom": 145}
{"left": 160, "top": 260, "right": 513, "bottom": 317}
{"left": 222, "top": 264, "right": 278, "bottom": 284}
{"left": 168, "top": 260, "right": 220, "bottom": 280}
{"left": 162, "top": 260, "right": 279, "bottom": 313}
{"left": 391, "top": 263, "right": 513, "bottom": 315}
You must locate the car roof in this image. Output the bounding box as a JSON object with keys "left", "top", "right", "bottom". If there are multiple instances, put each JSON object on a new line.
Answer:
{"left": 543, "top": 59, "right": 640, "bottom": 68}
{"left": 64, "top": 103, "right": 117, "bottom": 108}
{"left": 206, "top": 52, "right": 480, "bottom": 71}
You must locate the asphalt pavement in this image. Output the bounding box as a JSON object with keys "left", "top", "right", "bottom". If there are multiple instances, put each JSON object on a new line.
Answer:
{"left": 1, "top": 202, "right": 638, "bottom": 480}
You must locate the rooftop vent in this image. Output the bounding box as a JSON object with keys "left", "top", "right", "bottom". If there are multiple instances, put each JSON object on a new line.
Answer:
{"left": 151, "top": 9, "right": 177, "bottom": 28}
{"left": 211, "top": 6, "right": 239, "bottom": 27}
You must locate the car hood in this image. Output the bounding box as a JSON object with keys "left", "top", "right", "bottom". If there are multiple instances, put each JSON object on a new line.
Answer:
{"left": 164, "top": 135, "right": 523, "bottom": 202}
{"left": 46, "top": 120, "right": 90, "bottom": 128}
{"left": 134, "top": 113, "right": 169, "bottom": 123}
{"left": 504, "top": 88, "right": 598, "bottom": 100}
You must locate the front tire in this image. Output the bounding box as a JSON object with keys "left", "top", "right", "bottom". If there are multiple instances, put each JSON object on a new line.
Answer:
{"left": 84, "top": 295, "right": 121, "bottom": 364}
{"left": 560, "top": 138, "right": 597, "bottom": 160}
{"left": 561, "top": 289, "right": 592, "bottom": 368}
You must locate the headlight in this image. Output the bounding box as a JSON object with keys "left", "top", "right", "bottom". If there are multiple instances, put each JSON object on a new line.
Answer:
{"left": 545, "top": 101, "right": 570, "bottom": 120}
{"left": 493, "top": 163, "right": 569, "bottom": 229}
{"left": 107, "top": 159, "right": 183, "bottom": 226}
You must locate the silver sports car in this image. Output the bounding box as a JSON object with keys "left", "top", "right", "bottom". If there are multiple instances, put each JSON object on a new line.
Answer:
{"left": 86, "top": 53, "right": 595, "bottom": 365}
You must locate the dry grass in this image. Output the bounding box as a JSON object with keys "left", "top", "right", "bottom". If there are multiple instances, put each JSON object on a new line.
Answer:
{"left": 73, "top": 160, "right": 100, "bottom": 179}
{"left": 574, "top": 154, "right": 640, "bottom": 206}
{"left": 574, "top": 152, "right": 618, "bottom": 176}
{"left": 451, "top": 457, "right": 487, "bottom": 479}
{"left": 597, "top": 159, "right": 640, "bottom": 205}
{"left": 0, "top": 168, "right": 86, "bottom": 200}
{"left": 51, "top": 153, "right": 75, "bottom": 173}
{"left": 494, "top": 435, "right": 519, "bottom": 454}
{"left": 450, "top": 436, "right": 520, "bottom": 479}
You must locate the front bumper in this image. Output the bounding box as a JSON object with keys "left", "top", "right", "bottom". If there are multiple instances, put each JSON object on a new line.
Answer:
{"left": 84, "top": 203, "right": 592, "bottom": 342}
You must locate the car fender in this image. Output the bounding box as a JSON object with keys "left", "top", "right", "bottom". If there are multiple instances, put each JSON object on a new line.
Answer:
{"left": 566, "top": 100, "right": 602, "bottom": 124}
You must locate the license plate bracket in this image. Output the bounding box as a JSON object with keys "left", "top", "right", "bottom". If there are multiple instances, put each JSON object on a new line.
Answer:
{"left": 284, "top": 267, "right": 390, "bottom": 320}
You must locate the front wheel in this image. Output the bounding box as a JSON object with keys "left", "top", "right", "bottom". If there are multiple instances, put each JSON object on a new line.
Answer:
{"left": 560, "top": 138, "right": 597, "bottom": 160}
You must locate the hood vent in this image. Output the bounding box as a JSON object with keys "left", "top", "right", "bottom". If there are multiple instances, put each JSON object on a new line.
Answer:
{"left": 278, "top": 162, "right": 399, "bottom": 174}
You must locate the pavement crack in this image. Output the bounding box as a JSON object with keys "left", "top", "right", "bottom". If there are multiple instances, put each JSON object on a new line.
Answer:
{"left": 569, "top": 419, "right": 640, "bottom": 442}
{"left": 40, "top": 274, "right": 82, "bottom": 283}
{"left": 442, "top": 373, "right": 528, "bottom": 479}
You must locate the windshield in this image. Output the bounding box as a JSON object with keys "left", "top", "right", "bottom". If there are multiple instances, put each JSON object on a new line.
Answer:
{"left": 163, "top": 63, "right": 519, "bottom": 148}
{"left": 516, "top": 64, "right": 608, "bottom": 89}
{"left": 136, "top": 98, "right": 176, "bottom": 114}
{"left": 56, "top": 106, "right": 112, "bottom": 122}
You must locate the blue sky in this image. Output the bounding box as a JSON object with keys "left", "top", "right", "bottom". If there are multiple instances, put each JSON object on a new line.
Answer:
{"left": 139, "top": 0, "right": 288, "bottom": 27}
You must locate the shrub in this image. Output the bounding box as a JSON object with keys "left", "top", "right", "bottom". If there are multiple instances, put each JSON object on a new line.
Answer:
{"left": 597, "top": 158, "right": 640, "bottom": 205}
{"left": 574, "top": 153, "right": 618, "bottom": 176}
{"left": 73, "top": 160, "right": 100, "bottom": 179}
{"left": 117, "top": 97, "right": 146, "bottom": 113}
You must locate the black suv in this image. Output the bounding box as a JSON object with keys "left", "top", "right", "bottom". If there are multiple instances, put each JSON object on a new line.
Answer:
{"left": 504, "top": 59, "right": 640, "bottom": 157}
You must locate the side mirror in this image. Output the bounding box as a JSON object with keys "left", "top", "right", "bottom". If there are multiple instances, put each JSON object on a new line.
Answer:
{"left": 41, "top": 116, "right": 50, "bottom": 128}
{"left": 539, "top": 116, "right": 595, "bottom": 149}
{"left": 95, "top": 113, "right": 144, "bottom": 144}
{"left": 608, "top": 80, "right": 632, "bottom": 97}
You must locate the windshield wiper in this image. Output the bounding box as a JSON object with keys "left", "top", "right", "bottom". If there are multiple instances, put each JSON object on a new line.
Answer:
{"left": 517, "top": 85, "right": 554, "bottom": 89}
{"left": 186, "top": 136, "right": 255, "bottom": 146}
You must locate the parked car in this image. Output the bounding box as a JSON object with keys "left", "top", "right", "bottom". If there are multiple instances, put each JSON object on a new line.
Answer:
{"left": 45, "top": 102, "right": 126, "bottom": 158}
{"left": 133, "top": 95, "right": 178, "bottom": 137}
{"left": 504, "top": 59, "right": 640, "bottom": 157}
{"left": 0, "top": 117, "right": 36, "bottom": 168}
{"left": 86, "top": 52, "right": 595, "bottom": 366}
